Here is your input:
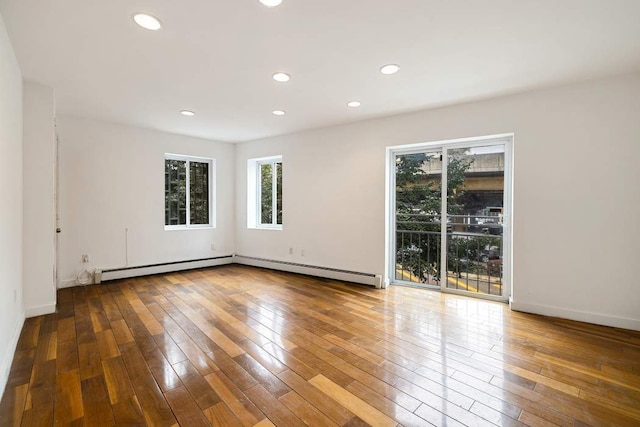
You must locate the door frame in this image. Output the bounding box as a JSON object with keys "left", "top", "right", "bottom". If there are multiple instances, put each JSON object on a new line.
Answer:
{"left": 54, "top": 127, "right": 59, "bottom": 289}
{"left": 385, "top": 133, "right": 514, "bottom": 302}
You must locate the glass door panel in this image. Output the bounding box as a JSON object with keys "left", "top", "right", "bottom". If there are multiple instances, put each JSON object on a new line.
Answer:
{"left": 394, "top": 151, "right": 442, "bottom": 286}
{"left": 445, "top": 145, "right": 505, "bottom": 296}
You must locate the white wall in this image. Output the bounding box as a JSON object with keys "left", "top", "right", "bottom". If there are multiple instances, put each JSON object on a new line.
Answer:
{"left": 236, "top": 72, "right": 640, "bottom": 330}
{"left": 23, "top": 81, "right": 56, "bottom": 316}
{"left": 57, "top": 116, "right": 235, "bottom": 287}
{"left": 0, "top": 13, "right": 24, "bottom": 399}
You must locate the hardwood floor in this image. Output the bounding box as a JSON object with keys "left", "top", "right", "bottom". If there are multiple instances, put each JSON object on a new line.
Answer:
{"left": 1, "top": 265, "right": 639, "bottom": 426}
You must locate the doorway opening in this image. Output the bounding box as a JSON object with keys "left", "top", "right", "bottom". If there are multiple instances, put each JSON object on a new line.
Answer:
{"left": 386, "top": 134, "right": 513, "bottom": 301}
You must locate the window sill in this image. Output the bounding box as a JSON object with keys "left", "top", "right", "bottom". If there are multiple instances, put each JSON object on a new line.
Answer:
{"left": 164, "top": 225, "right": 215, "bottom": 231}
{"left": 250, "top": 225, "right": 283, "bottom": 231}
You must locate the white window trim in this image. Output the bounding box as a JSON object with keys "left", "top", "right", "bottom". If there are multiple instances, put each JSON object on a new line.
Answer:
{"left": 164, "top": 153, "right": 216, "bottom": 230}
{"left": 247, "top": 155, "right": 283, "bottom": 230}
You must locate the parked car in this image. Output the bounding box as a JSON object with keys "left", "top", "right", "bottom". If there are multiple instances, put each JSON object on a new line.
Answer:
{"left": 487, "top": 257, "right": 502, "bottom": 276}
{"left": 478, "top": 249, "right": 500, "bottom": 263}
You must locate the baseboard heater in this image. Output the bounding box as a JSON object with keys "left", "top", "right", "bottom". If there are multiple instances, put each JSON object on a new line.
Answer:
{"left": 234, "top": 255, "right": 383, "bottom": 288}
{"left": 98, "top": 255, "right": 234, "bottom": 282}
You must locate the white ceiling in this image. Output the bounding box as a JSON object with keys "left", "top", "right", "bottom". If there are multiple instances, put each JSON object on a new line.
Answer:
{"left": 2, "top": 0, "right": 640, "bottom": 142}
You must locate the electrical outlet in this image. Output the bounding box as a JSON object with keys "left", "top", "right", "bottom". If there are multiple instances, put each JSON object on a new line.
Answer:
{"left": 301, "top": 249, "right": 305, "bottom": 256}
{"left": 82, "top": 254, "right": 89, "bottom": 263}
{"left": 13, "top": 289, "right": 16, "bottom": 302}
{"left": 289, "top": 247, "right": 293, "bottom": 255}
{"left": 210, "top": 244, "right": 216, "bottom": 251}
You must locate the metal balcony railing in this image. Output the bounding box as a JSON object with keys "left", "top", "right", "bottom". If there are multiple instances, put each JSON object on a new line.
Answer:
{"left": 396, "top": 213, "right": 503, "bottom": 295}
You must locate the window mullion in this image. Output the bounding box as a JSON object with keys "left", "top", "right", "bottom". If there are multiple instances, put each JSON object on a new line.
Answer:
{"left": 257, "top": 163, "right": 263, "bottom": 225}
{"left": 272, "top": 161, "right": 277, "bottom": 226}
{"left": 185, "top": 160, "right": 191, "bottom": 226}
{"left": 440, "top": 149, "right": 448, "bottom": 291}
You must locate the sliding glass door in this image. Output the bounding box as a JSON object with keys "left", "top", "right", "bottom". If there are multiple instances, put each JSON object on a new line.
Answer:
{"left": 394, "top": 150, "right": 443, "bottom": 287}
{"left": 388, "top": 135, "right": 512, "bottom": 300}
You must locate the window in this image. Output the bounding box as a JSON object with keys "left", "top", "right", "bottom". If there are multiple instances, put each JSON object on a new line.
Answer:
{"left": 247, "top": 155, "right": 282, "bottom": 229}
{"left": 165, "top": 154, "right": 215, "bottom": 228}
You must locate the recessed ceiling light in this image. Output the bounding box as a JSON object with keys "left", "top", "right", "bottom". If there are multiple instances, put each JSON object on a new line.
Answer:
{"left": 259, "top": 0, "right": 283, "bottom": 7}
{"left": 272, "top": 110, "right": 286, "bottom": 116}
{"left": 272, "top": 72, "right": 291, "bottom": 83}
{"left": 180, "top": 110, "right": 195, "bottom": 116}
{"left": 380, "top": 64, "right": 400, "bottom": 75}
{"left": 347, "top": 101, "right": 361, "bottom": 108}
{"left": 133, "top": 13, "right": 162, "bottom": 31}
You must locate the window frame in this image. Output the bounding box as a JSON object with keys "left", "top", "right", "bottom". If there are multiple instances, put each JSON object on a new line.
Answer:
{"left": 164, "top": 153, "right": 216, "bottom": 230}
{"left": 247, "top": 155, "right": 283, "bottom": 230}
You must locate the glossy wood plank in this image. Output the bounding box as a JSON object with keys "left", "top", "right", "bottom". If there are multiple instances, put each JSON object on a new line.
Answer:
{"left": 96, "top": 329, "right": 120, "bottom": 360}
{"left": 172, "top": 336, "right": 219, "bottom": 376}
{"left": 279, "top": 390, "right": 339, "bottom": 427}
{"left": 534, "top": 351, "right": 640, "bottom": 392}
{"left": 164, "top": 385, "right": 211, "bottom": 427}
{"left": 244, "top": 384, "right": 306, "bottom": 427}
{"left": 102, "top": 356, "right": 146, "bottom": 424}
{"left": 277, "top": 369, "right": 357, "bottom": 426}
{"left": 143, "top": 347, "right": 183, "bottom": 392}
{"left": 172, "top": 359, "right": 221, "bottom": 410}
{"left": 153, "top": 332, "right": 188, "bottom": 365}
{"left": 309, "top": 374, "right": 397, "bottom": 427}
{"left": 54, "top": 369, "right": 83, "bottom": 423}
{"left": 345, "top": 380, "right": 434, "bottom": 426}
{"left": 154, "top": 281, "right": 245, "bottom": 357}
{"left": 518, "top": 409, "right": 562, "bottom": 427}
{"left": 233, "top": 352, "right": 291, "bottom": 398}
{"left": 33, "top": 315, "right": 56, "bottom": 364}
{"left": 26, "top": 358, "right": 56, "bottom": 409}
{"left": 119, "top": 341, "right": 178, "bottom": 426}
{"left": 253, "top": 418, "right": 276, "bottom": 427}
{"left": 534, "top": 383, "right": 640, "bottom": 426}
{"left": 261, "top": 341, "right": 318, "bottom": 381}
{"left": 81, "top": 375, "right": 115, "bottom": 426}
{"left": 123, "top": 290, "right": 166, "bottom": 336}
{"left": 17, "top": 317, "right": 41, "bottom": 352}
{"left": 204, "top": 401, "right": 243, "bottom": 426}
{"left": 1, "top": 265, "right": 639, "bottom": 426}
{"left": 21, "top": 401, "right": 53, "bottom": 427}
{"left": 5, "top": 349, "right": 35, "bottom": 390}
{"left": 204, "top": 370, "right": 265, "bottom": 426}
{"left": 109, "top": 318, "right": 135, "bottom": 345}
{"left": 78, "top": 341, "right": 102, "bottom": 380}
{"left": 0, "top": 382, "right": 28, "bottom": 427}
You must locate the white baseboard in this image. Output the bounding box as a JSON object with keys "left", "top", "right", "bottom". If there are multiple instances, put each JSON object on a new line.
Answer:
{"left": 235, "top": 255, "right": 383, "bottom": 288}
{"left": 58, "top": 256, "right": 234, "bottom": 288}
{"left": 510, "top": 299, "right": 640, "bottom": 331}
{"left": 58, "top": 255, "right": 381, "bottom": 289}
{"left": 0, "top": 310, "right": 25, "bottom": 402}
{"left": 25, "top": 303, "right": 56, "bottom": 318}
{"left": 101, "top": 256, "right": 234, "bottom": 281}
{"left": 58, "top": 279, "right": 77, "bottom": 289}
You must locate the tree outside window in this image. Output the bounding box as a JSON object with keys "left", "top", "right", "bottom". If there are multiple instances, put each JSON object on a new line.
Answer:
{"left": 258, "top": 160, "right": 282, "bottom": 227}
{"left": 164, "top": 155, "right": 214, "bottom": 228}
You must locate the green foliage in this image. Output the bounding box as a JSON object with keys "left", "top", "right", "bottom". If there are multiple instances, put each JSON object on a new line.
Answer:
{"left": 165, "top": 159, "right": 187, "bottom": 225}
{"left": 260, "top": 162, "right": 283, "bottom": 225}
{"left": 395, "top": 153, "right": 440, "bottom": 215}
{"left": 446, "top": 149, "right": 473, "bottom": 215}
{"left": 260, "top": 163, "right": 273, "bottom": 223}
{"left": 189, "top": 161, "right": 209, "bottom": 225}
{"left": 395, "top": 150, "right": 477, "bottom": 282}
